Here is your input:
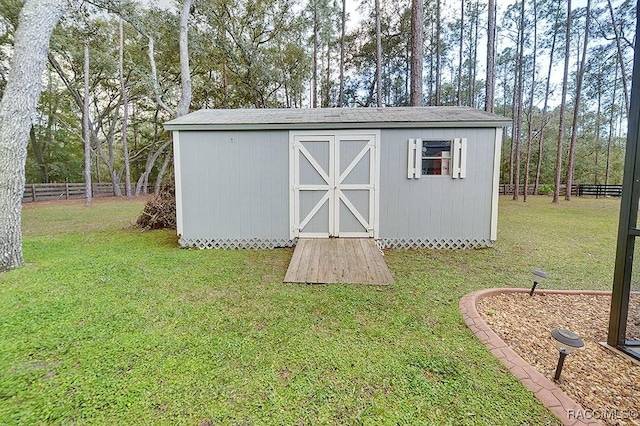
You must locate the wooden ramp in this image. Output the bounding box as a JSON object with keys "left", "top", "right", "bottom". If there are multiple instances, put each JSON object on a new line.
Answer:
{"left": 284, "top": 238, "right": 394, "bottom": 285}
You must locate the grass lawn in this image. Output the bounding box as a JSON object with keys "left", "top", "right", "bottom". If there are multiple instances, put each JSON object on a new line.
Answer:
{"left": 0, "top": 196, "right": 620, "bottom": 425}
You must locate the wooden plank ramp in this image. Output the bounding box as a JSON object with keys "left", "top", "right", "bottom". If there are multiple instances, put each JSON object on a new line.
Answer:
{"left": 284, "top": 238, "right": 394, "bottom": 285}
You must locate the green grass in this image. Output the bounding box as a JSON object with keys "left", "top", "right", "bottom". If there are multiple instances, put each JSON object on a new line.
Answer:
{"left": 0, "top": 196, "right": 620, "bottom": 424}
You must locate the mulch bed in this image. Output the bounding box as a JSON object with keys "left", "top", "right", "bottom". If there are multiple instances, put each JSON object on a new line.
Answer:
{"left": 477, "top": 292, "right": 640, "bottom": 426}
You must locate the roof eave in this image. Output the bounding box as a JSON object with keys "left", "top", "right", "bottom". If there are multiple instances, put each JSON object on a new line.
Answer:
{"left": 164, "top": 120, "right": 512, "bottom": 131}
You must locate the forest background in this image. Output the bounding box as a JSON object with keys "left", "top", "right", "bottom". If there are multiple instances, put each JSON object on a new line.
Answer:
{"left": 0, "top": 0, "right": 634, "bottom": 199}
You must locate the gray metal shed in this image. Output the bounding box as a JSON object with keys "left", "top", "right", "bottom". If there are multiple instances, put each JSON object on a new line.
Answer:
{"left": 164, "top": 106, "right": 510, "bottom": 249}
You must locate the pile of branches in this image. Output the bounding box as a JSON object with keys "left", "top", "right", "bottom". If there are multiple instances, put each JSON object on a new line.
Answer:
{"left": 136, "top": 173, "right": 176, "bottom": 230}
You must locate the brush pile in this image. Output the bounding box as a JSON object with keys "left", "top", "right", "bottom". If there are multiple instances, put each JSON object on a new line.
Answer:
{"left": 136, "top": 173, "right": 176, "bottom": 230}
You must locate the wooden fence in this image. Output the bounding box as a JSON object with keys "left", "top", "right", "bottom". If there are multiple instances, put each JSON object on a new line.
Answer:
{"left": 499, "top": 184, "right": 578, "bottom": 196}
{"left": 576, "top": 184, "right": 623, "bottom": 198}
{"left": 22, "top": 183, "right": 126, "bottom": 203}
{"left": 500, "top": 184, "right": 623, "bottom": 197}
{"left": 22, "top": 182, "right": 624, "bottom": 203}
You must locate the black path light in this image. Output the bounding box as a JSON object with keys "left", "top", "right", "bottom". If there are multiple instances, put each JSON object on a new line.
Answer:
{"left": 530, "top": 269, "right": 548, "bottom": 296}
{"left": 551, "top": 328, "right": 584, "bottom": 381}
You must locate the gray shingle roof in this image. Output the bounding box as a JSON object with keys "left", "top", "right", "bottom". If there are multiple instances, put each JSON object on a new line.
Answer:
{"left": 164, "top": 106, "right": 511, "bottom": 130}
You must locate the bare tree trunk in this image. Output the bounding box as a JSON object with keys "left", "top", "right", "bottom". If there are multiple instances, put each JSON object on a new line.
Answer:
{"left": 312, "top": 0, "right": 319, "bottom": 108}
{"left": 470, "top": 1, "right": 479, "bottom": 107}
{"left": 553, "top": 0, "right": 572, "bottom": 204}
{"left": 457, "top": 0, "right": 464, "bottom": 106}
{"left": 485, "top": 0, "right": 496, "bottom": 112}
{"left": 428, "top": 19, "right": 434, "bottom": 104}
{"left": 323, "top": 38, "right": 331, "bottom": 107}
{"left": 222, "top": 61, "right": 229, "bottom": 108}
{"left": 512, "top": 0, "right": 525, "bottom": 201}
{"left": 29, "top": 127, "right": 48, "bottom": 183}
{"left": 0, "top": 0, "right": 71, "bottom": 271}
{"left": 410, "top": 0, "right": 424, "bottom": 106}
{"left": 147, "top": 37, "right": 173, "bottom": 115}
{"left": 524, "top": 0, "right": 538, "bottom": 202}
{"left": 137, "top": 141, "right": 170, "bottom": 196}
{"left": 155, "top": 153, "right": 171, "bottom": 196}
{"left": 137, "top": 108, "right": 159, "bottom": 195}
{"left": 565, "top": 0, "right": 590, "bottom": 201}
{"left": 338, "top": 0, "right": 346, "bottom": 107}
{"left": 509, "top": 58, "right": 516, "bottom": 187}
{"left": 176, "top": 0, "right": 193, "bottom": 117}
{"left": 375, "top": 0, "right": 382, "bottom": 107}
{"left": 534, "top": 1, "right": 561, "bottom": 193}
{"left": 119, "top": 18, "right": 131, "bottom": 199}
{"left": 594, "top": 77, "right": 602, "bottom": 184}
{"left": 606, "top": 0, "right": 630, "bottom": 117}
{"left": 406, "top": 37, "right": 411, "bottom": 102}
{"left": 605, "top": 63, "right": 619, "bottom": 186}
{"left": 83, "top": 38, "right": 92, "bottom": 206}
{"left": 434, "top": 0, "right": 442, "bottom": 106}
{"left": 103, "top": 115, "right": 122, "bottom": 197}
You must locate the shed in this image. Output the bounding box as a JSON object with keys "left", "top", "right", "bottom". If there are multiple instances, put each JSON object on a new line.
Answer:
{"left": 164, "top": 106, "right": 510, "bottom": 250}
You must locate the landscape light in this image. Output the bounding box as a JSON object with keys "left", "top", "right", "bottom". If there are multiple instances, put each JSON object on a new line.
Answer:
{"left": 551, "top": 328, "right": 584, "bottom": 381}
{"left": 530, "top": 269, "right": 548, "bottom": 296}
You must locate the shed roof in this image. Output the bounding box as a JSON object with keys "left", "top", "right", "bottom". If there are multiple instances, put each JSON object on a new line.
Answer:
{"left": 164, "top": 106, "right": 511, "bottom": 131}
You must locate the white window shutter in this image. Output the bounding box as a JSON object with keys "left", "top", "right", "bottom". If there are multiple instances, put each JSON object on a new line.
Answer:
{"left": 414, "top": 138, "right": 422, "bottom": 178}
{"left": 407, "top": 139, "right": 415, "bottom": 178}
{"left": 451, "top": 138, "right": 461, "bottom": 179}
{"left": 451, "top": 138, "right": 467, "bottom": 179}
{"left": 407, "top": 139, "right": 421, "bottom": 179}
{"left": 459, "top": 138, "right": 467, "bottom": 178}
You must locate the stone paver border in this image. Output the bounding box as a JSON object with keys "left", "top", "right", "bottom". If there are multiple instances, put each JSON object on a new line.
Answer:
{"left": 460, "top": 288, "right": 611, "bottom": 426}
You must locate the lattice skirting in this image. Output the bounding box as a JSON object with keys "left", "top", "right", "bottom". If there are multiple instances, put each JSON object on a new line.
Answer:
{"left": 179, "top": 237, "right": 492, "bottom": 250}
{"left": 377, "top": 238, "right": 494, "bottom": 249}
{"left": 179, "top": 237, "right": 297, "bottom": 249}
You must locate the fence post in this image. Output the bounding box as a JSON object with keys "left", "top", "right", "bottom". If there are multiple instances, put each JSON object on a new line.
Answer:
{"left": 31, "top": 184, "right": 36, "bottom": 202}
{"left": 65, "top": 183, "right": 69, "bottom": 199}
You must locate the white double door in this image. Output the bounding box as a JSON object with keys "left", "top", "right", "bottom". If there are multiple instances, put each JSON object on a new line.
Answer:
{"left": 290, "top": 131, "right": 380, "bottom": 239}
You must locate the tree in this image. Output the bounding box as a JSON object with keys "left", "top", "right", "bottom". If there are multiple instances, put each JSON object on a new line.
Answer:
{"left": 523, "top": 0, "right": 538, "bottom": 203}
{"left": 409, "top": 0, "right": 423, "bottom": 106}
{"left": 605, "top": 0, "right": 630, "bottom": 116}
{"left": 534, "top": 0, "right": 562, "bottom": 193}
{"left": 565, "top": 0, "right": 591, "bottom": 201}
{"left": 553, "top": 0, "right": 572, "bottom": 204}
{"left": 119, "top": 17, "right": 132, "bottom": 199}
{"left": 338, "top": 0, "right": 346, "bottom": 106}
{"left": 0, "top": 0, "right": 74, "bottom": 271}
{"left": 511, "top": 0, "right": 525, "bottom": 201}
{"left": 605, "top": 59, "right": 620, "bottom": 186}
{"left": 176, "top": 0, "right": 193, "bottom": 117}
{"left": 485, "top": 0, "right": 496, "bottom": 112}
{"left": 375, "top": 0, "right": 382, "bottom": 106}
{"left": 83, "top": 38, "right": 92, "bottom": 206}
{"left": 312, "top": 0, "right": 319, "bottom": 107}
{"left": 456, "top": 0, "right": 464, "bottom": 106}
{"left": 434, "top": 0, "right": 442, "bottom": 106}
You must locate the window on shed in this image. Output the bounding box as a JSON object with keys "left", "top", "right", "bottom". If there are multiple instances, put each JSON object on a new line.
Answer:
{"left": 422, "top": 140, "right": 451, "bottom": 175}
{"left": 407, "top": 138, "right": 467, "bottom": 179}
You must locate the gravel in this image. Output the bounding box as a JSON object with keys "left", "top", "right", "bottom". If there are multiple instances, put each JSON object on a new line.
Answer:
{"left": 476, "top": 292, "right": 640, "bottom": 426}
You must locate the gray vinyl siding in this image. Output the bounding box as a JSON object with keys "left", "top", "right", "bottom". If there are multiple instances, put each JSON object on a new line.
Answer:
{"left": 378, "top": 128, "right": 496, "bottom": 241}
{"left": 178, "top": 130, "right": 290, "bottom": 242}
{"left": 175, "top": 125, "right": 498, "bottom": 246}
